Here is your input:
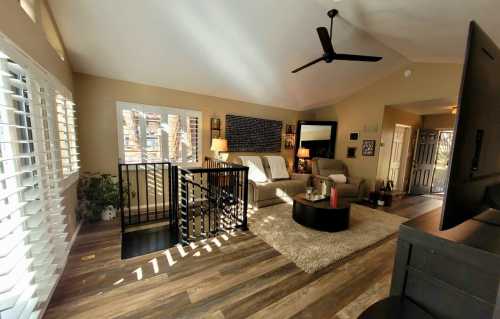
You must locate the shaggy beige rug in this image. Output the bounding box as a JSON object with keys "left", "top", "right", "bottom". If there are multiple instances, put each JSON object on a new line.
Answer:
{"left": 248, "top": 203, "right": 407, "bottom": 273}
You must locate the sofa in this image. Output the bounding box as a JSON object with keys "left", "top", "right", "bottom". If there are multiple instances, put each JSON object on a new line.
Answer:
{"left": 230, "top": 154, "right": 311, "bottom": 208}
{"left": 311, "top": 158, "right": 366, "bottom": 202}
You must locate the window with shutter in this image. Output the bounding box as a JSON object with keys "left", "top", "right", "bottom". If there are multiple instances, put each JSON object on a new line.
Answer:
{"left": 0, "top": 42, "right": 77, "bottom": 318}
{"left": 56, "top": 94, "right": 79, "bottom": 177}
{"left": 117, "top": 102, "right": 202, "bottom": 165}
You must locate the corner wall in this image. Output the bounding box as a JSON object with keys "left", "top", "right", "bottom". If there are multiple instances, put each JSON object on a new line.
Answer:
{"left": 308, "top": 63, "right": 462, "bottom": 188}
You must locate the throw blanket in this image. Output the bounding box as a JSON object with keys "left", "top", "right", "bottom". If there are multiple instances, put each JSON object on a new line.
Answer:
{"left": 239, "top": 156, "right": 268, "bottom": 183}
{"left": 329, "top": 174, "right": 347, "bottom": 184}
{"left": 265, "top": 156, "right": 289, "bottom": 180}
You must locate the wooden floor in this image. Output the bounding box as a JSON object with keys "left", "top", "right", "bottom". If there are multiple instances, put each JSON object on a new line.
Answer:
{"left": 382, "top": 194, "right": 443, "bottom": 219}
{"left": 44, "top": 196, "right": 442, "bottom": 319}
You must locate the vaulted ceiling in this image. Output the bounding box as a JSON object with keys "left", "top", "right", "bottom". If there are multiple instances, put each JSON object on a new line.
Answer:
{"left": 48, "top": 0, "right": 500, "bottom": 110}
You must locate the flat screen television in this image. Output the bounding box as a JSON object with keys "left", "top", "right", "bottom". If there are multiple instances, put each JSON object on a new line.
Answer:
{"left": 440, "top": 21, "right": 500, "bottom": 230}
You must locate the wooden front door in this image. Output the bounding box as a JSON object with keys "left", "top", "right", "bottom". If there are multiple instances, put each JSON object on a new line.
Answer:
{"left": 409, "top": 129, "right": 439, "bottom": 194}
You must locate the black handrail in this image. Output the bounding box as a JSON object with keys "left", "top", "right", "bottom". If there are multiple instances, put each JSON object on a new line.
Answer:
{"left": 118, "top": 162, "right": 178, "bottom": 233}
{"left": 118, "top": 158, "right": 248, "bottom": 245}
{"left": 178, "top": 157, "right": 249, "bottom": 244}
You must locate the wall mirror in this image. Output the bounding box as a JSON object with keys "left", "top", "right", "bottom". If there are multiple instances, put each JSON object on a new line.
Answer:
{"left": 293, "top": 121, "right": 337, "bottom": 172}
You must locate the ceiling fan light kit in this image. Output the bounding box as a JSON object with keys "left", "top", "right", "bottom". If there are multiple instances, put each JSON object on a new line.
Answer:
{"left": 292, "top": 9, "right": 383, "bottom": 73}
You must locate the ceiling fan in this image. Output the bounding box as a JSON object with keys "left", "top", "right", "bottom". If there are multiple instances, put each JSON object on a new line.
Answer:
{"left": 292, "top": 9, "right": 382, "bottom": 73}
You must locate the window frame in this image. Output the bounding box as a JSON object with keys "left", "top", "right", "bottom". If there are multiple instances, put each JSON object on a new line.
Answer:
{"left": 116, "top": 101, "right": 202, "bottom": 166}
{"left": 0, "top": 33, "right": 79, "bottom": 189}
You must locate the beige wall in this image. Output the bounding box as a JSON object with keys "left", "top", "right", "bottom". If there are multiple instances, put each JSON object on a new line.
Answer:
{"left": 0, "top": 0, "right": 73, "bottom": 90}
{"left": 74, "top": 72, "right": 302, "bottom": 175}
{"left": 377, "top": 107, "right": 422, "bottom": 182}
{"left": 308, "top": 63, "right": 462, "bottom": 188}
{"left": 423, "top": 113, "right": 456, "bottom": 129}
{"left": 0, "top": 0, "right": 78, "bottom": 235}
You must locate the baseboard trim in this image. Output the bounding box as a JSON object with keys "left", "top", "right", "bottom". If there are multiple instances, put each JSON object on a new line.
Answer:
{"left": 38, "top": 220, "right": 83, "bottom": 318}
{"left": 69, "top": 221, "right": 83, "bottom": 248}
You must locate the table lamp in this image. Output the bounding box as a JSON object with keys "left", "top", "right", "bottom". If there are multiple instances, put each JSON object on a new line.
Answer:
{"left": 211, "top": 138, "right": 228, "bottom": 160}
{"left": 297, "top": 147, "right": 310, "bottom": 173}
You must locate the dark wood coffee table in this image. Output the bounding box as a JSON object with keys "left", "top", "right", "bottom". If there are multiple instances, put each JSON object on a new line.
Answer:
{"left": 292, "top": 193, "right": 350, "bottom": 232}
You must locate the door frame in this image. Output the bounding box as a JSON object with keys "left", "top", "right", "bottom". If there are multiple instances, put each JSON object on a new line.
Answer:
{"left": 387, "top": 124, "right": 412, "bottom": 191}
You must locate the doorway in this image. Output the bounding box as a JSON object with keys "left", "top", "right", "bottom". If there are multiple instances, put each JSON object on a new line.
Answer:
{"left": 409, "top": 129, "right": 454, "bottom": 195}
{"left": 431, "top": 130, "right": 453, "bottom": 193}
{"left": 387, "top": 124, "right": 412, "bottom": 191}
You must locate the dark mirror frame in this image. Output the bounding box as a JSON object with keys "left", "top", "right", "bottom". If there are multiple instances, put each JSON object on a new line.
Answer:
{"left": 293, "top": 120, "right": 338, "bottom": 172}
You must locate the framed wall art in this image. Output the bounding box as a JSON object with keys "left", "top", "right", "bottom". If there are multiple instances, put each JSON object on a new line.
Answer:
{"left": 362, "top": 139, "right": 376, "bottom": 156}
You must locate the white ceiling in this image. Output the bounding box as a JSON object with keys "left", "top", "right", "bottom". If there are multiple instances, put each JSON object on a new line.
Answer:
{"left": 48, "top": 0, "right": 500, "bottom": 110}
{"left": 333, "top": 0, "right": 500, "bottom": 63}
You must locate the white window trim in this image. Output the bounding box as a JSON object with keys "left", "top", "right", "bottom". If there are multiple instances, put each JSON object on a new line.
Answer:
{"left": 116, "top": 101, "right": 202, "bottom": 166}
{"left": 0, "top": 32, "right": 78, "bottom": 187}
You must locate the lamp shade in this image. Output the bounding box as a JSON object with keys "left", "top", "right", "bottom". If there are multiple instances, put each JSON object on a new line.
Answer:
{"left": 211, "top": 138, "right": 228, "bottom": 152}
{"left": 297, "top": 147, "right": 310, "bottom": 158}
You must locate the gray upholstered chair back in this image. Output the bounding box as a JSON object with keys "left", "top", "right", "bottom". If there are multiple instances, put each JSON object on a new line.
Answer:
{"left": 311, "top": 158, "right": 348, "bottom": 177}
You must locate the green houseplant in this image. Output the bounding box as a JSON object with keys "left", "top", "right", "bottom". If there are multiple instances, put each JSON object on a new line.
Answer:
{"left": 77, "top": 173, "right": 133, "bottom": 222}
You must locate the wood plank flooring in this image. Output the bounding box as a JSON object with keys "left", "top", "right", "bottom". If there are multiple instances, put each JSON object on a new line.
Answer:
{"left": 44, "top": 196, "right": 442, "bottom": 319}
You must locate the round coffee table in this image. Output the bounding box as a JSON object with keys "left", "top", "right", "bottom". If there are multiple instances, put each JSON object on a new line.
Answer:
{"left": 292, "top": 193, "right": 350, "bottom": 232}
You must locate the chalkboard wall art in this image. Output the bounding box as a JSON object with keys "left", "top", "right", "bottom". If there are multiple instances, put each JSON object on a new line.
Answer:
{"left": 225, "top": 114, "right": 282, "bottom": 152}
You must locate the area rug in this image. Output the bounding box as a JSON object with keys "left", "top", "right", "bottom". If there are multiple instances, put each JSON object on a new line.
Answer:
{"left": 248, "top": 203, "right": 408, "bottom": 273}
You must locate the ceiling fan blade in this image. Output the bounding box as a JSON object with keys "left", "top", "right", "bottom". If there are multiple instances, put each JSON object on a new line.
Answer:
{"left": 333, "top": 53, "right": 382, "bottom": 62}
{"left": 316, "top": 27, "right": 335, "bottom": 55}
{"left": 291, "top": 56, "right": 324, "bottom": 73}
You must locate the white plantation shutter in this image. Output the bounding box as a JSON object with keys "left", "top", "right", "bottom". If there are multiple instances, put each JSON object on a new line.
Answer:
{"left": 55, "top": 94, "right": 79, "bottom": 176}
{"left": 0, "top": 46, "right": 73, "bottom": 319}
{"left": 117, "top": 102, "right": 202, "bottom": 165}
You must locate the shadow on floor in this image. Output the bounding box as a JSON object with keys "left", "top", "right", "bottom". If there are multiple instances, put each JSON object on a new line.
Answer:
{"left": 121, "top": 225, "right": 179, "bottom": 259}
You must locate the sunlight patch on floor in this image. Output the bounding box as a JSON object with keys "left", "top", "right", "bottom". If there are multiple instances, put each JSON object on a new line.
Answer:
{"left": 109, "top": 232, "right": 245, "bottom": 289}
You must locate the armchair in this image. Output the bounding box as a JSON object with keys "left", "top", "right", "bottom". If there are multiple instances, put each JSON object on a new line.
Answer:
{"left": 311, "top": 158, "right": 366, "bottom": 202}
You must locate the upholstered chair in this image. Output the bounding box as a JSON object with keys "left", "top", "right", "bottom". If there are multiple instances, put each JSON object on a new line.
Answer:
{"left": 311, "top": 158, "right": 366, "bottom": 202}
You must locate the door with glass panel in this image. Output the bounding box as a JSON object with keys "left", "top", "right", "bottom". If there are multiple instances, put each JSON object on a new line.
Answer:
{"left": 431, "top": 130, "right": 453, "bottom": 193}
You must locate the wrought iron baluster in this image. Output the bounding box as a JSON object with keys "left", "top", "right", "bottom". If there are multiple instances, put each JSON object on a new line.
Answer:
{"left": 135, "top": 164, "right": 140, "bottom": 225}
{"left": 118, "top": 164, "right": 125, "bottom": 232}
{"left": 145, "top": 164, "right": 149, "bottom": 222}
{"left": 126, "top": 164, "right": 131, "bottom": 225}
{"left": 154, "top": 163, "right": 158, "bottom": 220}
{"left": 162, "top": 163, "right": 166, "bottom": 221}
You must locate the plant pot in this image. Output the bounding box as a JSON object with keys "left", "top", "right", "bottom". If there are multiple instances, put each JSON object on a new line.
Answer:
{"left": 101, "top": 205, "right": 117, "bottom": 221}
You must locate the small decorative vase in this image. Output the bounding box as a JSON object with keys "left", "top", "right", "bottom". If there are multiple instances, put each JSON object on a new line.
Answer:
{"left": 330, "top": 187, "right": 338, "bottom": 208}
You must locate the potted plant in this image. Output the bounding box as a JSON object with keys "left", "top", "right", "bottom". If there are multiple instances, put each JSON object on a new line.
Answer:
{"left": 77, "top": 173, "right": 133, "bottom": 222}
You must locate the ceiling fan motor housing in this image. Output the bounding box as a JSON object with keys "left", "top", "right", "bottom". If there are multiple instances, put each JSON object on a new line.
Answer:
{"left": 327, "top": 9, "right": 339, "bottom": 18}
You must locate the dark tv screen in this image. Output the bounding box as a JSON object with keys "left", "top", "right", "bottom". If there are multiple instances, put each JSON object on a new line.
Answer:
{"left": 440, "top": 21, "right": 500, "bottom": 230}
